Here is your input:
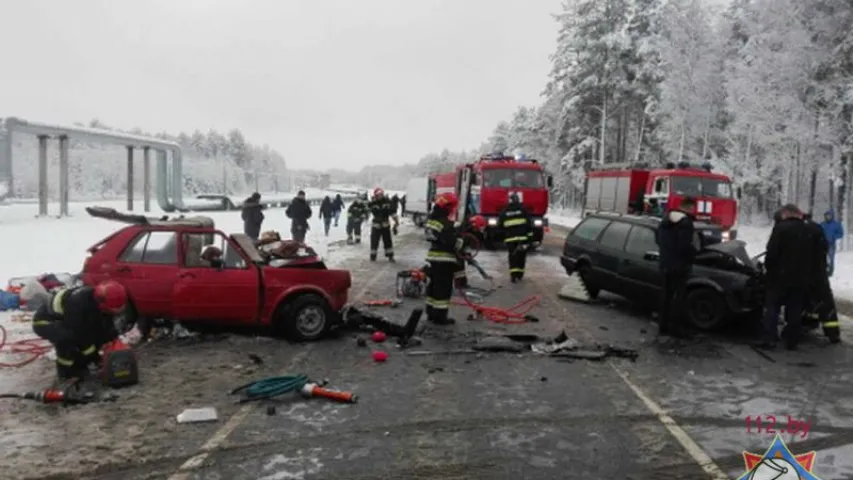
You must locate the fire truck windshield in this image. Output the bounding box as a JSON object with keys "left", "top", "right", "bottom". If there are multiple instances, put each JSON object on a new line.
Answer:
{"left": 671, "top": 176, "right": 732, "bottom": 198}
{"left": 483, "top": 169, "right": 544, "bottom": 188}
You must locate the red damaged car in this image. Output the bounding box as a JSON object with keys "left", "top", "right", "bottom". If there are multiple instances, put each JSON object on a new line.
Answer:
{"left": 80, "top": 207, "right": 351, "bottom": 341}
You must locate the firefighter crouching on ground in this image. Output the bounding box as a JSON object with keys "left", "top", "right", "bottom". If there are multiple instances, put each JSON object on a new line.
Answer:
{"left": 499, "top": 193, "right": 534, "bottom": 282}
{"left": 32, "top": 280, "right": 128, "bottom": 380}
{"left": 346, "top": 192, "right": 369, "bottom": 245}
{"left": 425, "top": 192, "right": 463, "bottom": 325}
{"left": 368, "top": 188, "right": 398, "bottom": 262}
{"left": 803, "top": 213, "right": 841, "bottom": 343}
{"left": 454, "top": 214, "right": 488, "bottom": 288}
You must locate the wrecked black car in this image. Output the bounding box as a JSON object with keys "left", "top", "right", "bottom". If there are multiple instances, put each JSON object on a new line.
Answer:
{"left": 560, "top": 213, "right": 763, "bottom": 330}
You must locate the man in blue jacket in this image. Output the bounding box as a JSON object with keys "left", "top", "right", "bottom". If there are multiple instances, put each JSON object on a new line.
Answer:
{"left": 821, "top": 209, "right": 844, "bottom": 276}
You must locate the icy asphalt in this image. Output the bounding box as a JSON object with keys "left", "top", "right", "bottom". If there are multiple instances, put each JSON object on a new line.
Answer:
{"left": 4, "top": 226, "right": 853, "bottom": 480}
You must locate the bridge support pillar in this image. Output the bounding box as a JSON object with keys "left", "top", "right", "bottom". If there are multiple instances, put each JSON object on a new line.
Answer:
{"left": 143, "top": 147, "right": 151, "bottom": 212}
{"left": 59, "top": 135, "right": 69, "bottom": 216}
{"left": 126, "top": 146, "right": 134, "bottom": 211}
{"left": 37, "top": 135, "right": 48, "bottom": 216}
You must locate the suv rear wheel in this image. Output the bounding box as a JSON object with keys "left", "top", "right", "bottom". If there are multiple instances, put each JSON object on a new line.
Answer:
{"left": 275, "top": 293, "right": 335, "bottom": 341}
{"left": 686, "top": 288, "right": 727, "bottom": 331}
{"left": 578, "top": 264, "right": 600, "bottom": 299}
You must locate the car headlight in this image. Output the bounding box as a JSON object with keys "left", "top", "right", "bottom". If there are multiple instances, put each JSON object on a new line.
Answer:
{"left": 487, "top": 218, "right": 498, "bottom": 226}
{"left": 533, "top": 219, "right": 543, "bottom": 227}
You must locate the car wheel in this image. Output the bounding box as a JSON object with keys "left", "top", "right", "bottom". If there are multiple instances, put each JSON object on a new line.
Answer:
{"left": 577, "top": 264, "right": 600, "bottom": 299}
{"left": 686, "top": 288, "right": 728, "bottom": 331}
{"left": 278, "top": 293, "right": 334, "bottom": 342}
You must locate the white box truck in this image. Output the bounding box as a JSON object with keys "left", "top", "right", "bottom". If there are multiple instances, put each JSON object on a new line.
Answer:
{"left": 404, "top": 177, "right": 430, "bottom": 227}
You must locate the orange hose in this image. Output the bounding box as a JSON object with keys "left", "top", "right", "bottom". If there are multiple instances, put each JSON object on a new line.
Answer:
{"left": 452, "top": 292, "right": 540, "bottom": 324}
{"left": 0, "top": 324, "right": 53, "bottom": 368}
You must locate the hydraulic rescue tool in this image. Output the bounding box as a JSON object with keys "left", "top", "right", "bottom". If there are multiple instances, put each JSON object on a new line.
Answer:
{"left": 231, "top": 375, "right": 357, "bottom": 404}
{"left": 0, "top": 385, "right": 93, "bottom": 405}
{"left": 101, "top": 339, "right": 139, "bottom": 388}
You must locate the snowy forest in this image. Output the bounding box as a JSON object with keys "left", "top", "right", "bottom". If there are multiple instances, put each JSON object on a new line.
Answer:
{"left": 0, "top": 118, "right": 290, "bottom": 199}
{"left": 413, "top": 0, "right": 853, "bottom": 222}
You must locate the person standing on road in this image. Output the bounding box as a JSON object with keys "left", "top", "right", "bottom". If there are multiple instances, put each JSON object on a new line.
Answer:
{"left": 368, "top": 188, "right": 397, "bottom": 262}
{"left": 241, "top": 192, "right": 265, "bottom": 241}
{"left": 346, "top": 192, "right": 368, "bottom": 244}
{"left": 32, "top": 281, "right": 127, "bottom": 381}
{"left": 656, "top": 196, "right": 697, "bottom": 338}
{"left": 803, "top": 213, "right": 841, "bottom": 343}
{"left": 332, "top": 194, "right": 345, "bottom": 227}
{"left": 391, "top": 194, "right": 400, "bottom": 215}
{"left": 319, "top": 196, "right": 334, "bottom": 236}
{"left": 285, "top": 190, "right": 313, "bottom": 243}
{"left": 758, "top": 204, "right": 814, "bottom": 350}
{"left": 400, "top": 194, "right": 407, "bottom": 216}
{"left": 499, "top": 193, "right": 534, "bottom": 283}
{"left": 821, "top": 209, "right": 844, "bottom": 276}
{"left": 425, "top": 192, "right": 461, "bottom": 325}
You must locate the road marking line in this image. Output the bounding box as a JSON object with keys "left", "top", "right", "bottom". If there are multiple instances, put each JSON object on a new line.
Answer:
{"left": 611, "top": 366, "right": 729, "bottom": 480}
{"left": 168, "top": 254, "right": 397, "bottom": 479}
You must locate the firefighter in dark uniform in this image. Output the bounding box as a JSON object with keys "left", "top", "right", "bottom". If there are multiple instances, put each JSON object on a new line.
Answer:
{"left": 346, "top": 192, "right": 369, "bottom": 245}
{"left": 803, "top": 213, "right": 841, "bottom": 343}
{"left": 499, "top": 193, "right": 534, "bottom": 282}
{"left": 31, "top": 280, "right": 128, "bottom": 380}
{"left": 368, "top": 188, "right": 398, "bottom": 262}
{"left": 425, "top": 192, "right": 462, "bottom": 325}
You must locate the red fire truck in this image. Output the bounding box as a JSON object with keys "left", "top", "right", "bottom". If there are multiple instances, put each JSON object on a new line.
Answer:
{"left": 584, "top": 162, "right": 739, "bottom": 239}
{"left": 427, "top": 153, "right": 554, "bottom": 245}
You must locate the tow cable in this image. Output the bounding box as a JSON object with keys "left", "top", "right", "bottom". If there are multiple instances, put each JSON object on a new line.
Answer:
{"left": 0, "top": 324, "right": 53, "bottom": 368}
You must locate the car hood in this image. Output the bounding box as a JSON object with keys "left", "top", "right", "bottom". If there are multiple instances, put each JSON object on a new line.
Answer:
{"left": 702, "top": 240, "right": 755, "bottom": 269}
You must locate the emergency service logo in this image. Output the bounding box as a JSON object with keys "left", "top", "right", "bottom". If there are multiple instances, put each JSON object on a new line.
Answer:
{"left": 738, "top": 434, "right": 821, "bottom": 480}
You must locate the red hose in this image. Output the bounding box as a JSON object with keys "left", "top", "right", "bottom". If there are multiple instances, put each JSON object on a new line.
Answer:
{"left": 0, "top": 324, "right": 52, "bottom": 368}
{"left": 452, "top": 292, "right": 540, "bottom": 324}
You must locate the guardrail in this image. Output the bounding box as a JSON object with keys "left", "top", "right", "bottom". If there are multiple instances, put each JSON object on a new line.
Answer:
{"left": 180, "top": 193, "right": 360, "bottom": 212}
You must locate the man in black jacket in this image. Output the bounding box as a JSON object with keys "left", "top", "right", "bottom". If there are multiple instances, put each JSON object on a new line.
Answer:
{"left": 285, "top": 190, "right": 313, "bottom": 243}
{"left": 656, "top": 197, "right": 697, "bottom": 338}
{"left": 803, "top": 212, "right": 841, "bottom": 343}
{"left": 758, "top": 204, "right": 814, "bottom": 350}
{"left": 241, "top": 192, "right": 265, "bottom": 241}
{"left": 368, "top": 188, "right": 397, "bottom": 262}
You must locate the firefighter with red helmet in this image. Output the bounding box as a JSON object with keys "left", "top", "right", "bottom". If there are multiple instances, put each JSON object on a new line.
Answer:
{"left": 31, "top": 280, "right": 128, "bottom": 380}
{"left": 368, "top": 187, "right": 398, "bottom": 262}
{"left": 499, "top": 192, "right": 534, "bottom": 282}
{"left": 424, "top": 192, "right": 463, "bottom": 325}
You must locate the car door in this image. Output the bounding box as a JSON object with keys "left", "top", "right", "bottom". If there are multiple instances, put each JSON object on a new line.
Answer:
{"left": 565, "top": 217, "right": 612, "bottom": 282}
{"left": 172, "top": 232, "right": 260, "bottom": 325}
{"left": 112, "top": 230, "right": 180, "bottom": 318}
{"left": 619, "top": 225, "right": 663, "bottom": 303}
{"left": 593, "top": 220, "right": 633, "bottom": 294}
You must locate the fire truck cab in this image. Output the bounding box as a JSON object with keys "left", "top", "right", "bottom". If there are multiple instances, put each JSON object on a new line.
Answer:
{"left": 429, "top": 153, "right": 554, "bottom": 246}
{"left": 584, "top": 162, "right": 738, "bottom": 240}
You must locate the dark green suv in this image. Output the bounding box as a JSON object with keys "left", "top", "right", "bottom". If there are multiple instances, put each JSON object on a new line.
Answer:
{"left": 560, "top": 213, "right": 762, "bottom": 330}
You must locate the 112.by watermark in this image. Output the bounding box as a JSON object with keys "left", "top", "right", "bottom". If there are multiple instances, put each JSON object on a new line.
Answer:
{"left": 745, "top": 415, "right": 811, "bottom": 438}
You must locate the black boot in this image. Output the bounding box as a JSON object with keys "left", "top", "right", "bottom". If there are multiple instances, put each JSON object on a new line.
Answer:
{"left": 387, "top": 255, "right": 395, "bottom": 263}
{"left": 370, "top": 255, "right": 377, "bottom": 262}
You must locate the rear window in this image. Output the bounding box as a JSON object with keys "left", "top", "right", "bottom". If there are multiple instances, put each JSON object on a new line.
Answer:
{"left": 599, "top": 221, "right": 632, "bottom": 250}
{"left": 571, "top": 217, "right": 610, "bottom": 241}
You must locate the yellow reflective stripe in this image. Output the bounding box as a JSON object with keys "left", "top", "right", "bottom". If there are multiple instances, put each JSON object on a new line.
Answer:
{"left": 503, "top": 218, "right": 526, "bottom": 227}
{"left": 510, "top": 268, "right": 525, "bottom": 273}
{"left": 51, "top": 289, "right": 68, "bottom": 315}
{"left": 453, "top": 270, "right": 467, "bottom": 278}
{"left": 805, "top": 312, "right": 819, "bottom": 319}
{"left": 427, "top": 250, "right": 455, "bottom": 258}
{"left": 505, "top": 236, "right": 528, "bottom": 243}
{"left": 823, "top": 321, "right": 839, "bottom": 328}
{"left": 425, "top": 297, "right": 450, "bottom": 309}
{"left": 81, "top": 345, "right": 97, "bottom": 356}
{"left": 426, "top": 220, "right": 443, "bottom": 231}
{"left": 32, "top": 320, "right": 51, "bottom": 326}
{"left": 56, "top": 357, "right": 75, "bottom": 366}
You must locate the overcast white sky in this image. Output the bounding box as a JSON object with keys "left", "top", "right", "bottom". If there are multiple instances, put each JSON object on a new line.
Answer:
{"left": 0, "top": 0, "right": 563, "bottom": 170}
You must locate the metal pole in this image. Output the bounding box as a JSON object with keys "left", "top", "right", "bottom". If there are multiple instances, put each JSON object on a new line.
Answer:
{"left": 143, "top": 147, "right": 151, "bottom": 212}
{"left": 126, "top": 146, "right": 134, "bottom": 211}
{"left": 38, "top": 135, "right": 49, "bottom": 216}
{"left": 58, "top": 135, "right": 69, "bottom": 216}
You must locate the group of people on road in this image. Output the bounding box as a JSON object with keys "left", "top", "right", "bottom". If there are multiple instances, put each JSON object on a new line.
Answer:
{"left": 656, "top": 197, "right": 844, "bottom": 349}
